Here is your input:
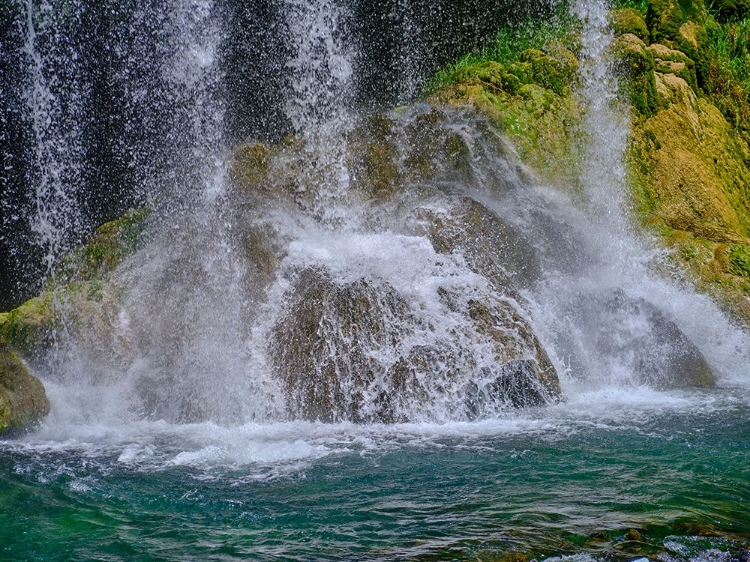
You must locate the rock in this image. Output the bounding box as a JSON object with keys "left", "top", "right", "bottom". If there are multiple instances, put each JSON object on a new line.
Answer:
{"left": 614, "top": 34, "right": 664, "bottom": 117}
{"left": 270, "top": 267, "right": 560, "bottom": 423}
{"left": 646, "top": 0, "right": 710, "bottom": 88}
{"left": 560, "top": 289, "right": 714, "bottom": 389}
{"left": 611, "top": 8, "right": 650, "bottom": 42}
{"left": 647, "top": 0, "right": 707, "bottom": 45}
{"left": 0, "top": 343, "right": 50, "bottom": 435}
{"left": 520, "top": 48, "right": 578, "bottom": 96}
{"left": 0, "top": 295, "right": 55, "bottom": 356}
{"left": 416, "top": 197, "right": 541, "bottom": 292}
{"left": 648, "top": 43, "right": 698, "bottom": 89}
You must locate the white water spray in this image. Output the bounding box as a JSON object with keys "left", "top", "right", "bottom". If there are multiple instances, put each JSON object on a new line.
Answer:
{"left": 281, "top": 0, "right": 357, "bottom": 224}
{"left": 10, "top": 0, "right": 749, "bottom": 437}
{"left": 571, "top": 0, "right": 630, "bottom": 227}
{"left": 21, "top": 0, "right": 85, "bottom": 275}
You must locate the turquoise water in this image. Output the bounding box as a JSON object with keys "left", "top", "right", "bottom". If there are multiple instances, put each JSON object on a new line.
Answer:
{"left": 2, "top": 388, "right": 749, "bottom": 561}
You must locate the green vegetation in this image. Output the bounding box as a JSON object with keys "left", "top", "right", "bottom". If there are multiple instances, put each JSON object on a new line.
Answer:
{"left": 426, "top": 0, "right": 750, "bottom": 325}
{"left": 0, "top": 209, "right": 150, "bottom": 354}
{"left": 704, "top": 13, "right": 750, "bottom": 132}
{"left": 425, "top": 6, "right": 577, "bottom": 95}
{"left": 424, "top": 7, "right": 584, "bottom": 191}
{"left": 613, "top": 0, "right": 649, "bottom": 12}
{"left": 0, "top": 343, "right": 50, "bottom": 435}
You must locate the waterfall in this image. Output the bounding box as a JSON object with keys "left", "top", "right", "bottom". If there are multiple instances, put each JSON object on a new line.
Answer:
{"left": 3, "top": 0, "right": 748, "bottom": 430}
{"left": 524, "top": 0, "right": 750, "bottom": 392}
{"left": 571, "top": 0, "right": 630, "bottom": 227}
{"left": 20, "top": 0, "right": 86, "bottom": 276}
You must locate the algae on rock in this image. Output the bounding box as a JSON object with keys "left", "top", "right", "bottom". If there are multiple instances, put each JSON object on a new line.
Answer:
{"left": 0, "top": 343, "right": 50, "bottom": 435}
{"left": 0, "top": 209, "right": 150, "bottom": 360}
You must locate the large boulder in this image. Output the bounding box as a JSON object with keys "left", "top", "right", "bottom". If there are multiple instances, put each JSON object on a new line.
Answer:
{"left": 0, "top": 343, "right": 50, "bottom": 435}
{"left": 270, "top": 267, "right": 560, "bottom": 423}
{"left": 558, "top": 289, "right": 714, "bottom": 389}
{"left": 415, "top": 196, "right": 541, "bottom": 292}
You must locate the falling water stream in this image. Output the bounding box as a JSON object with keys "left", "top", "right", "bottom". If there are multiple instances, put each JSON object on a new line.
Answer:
{"left": 1, "top": 0, "right": 749, "bottom": 560}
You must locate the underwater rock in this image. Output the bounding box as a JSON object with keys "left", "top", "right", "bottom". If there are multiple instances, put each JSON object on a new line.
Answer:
{"left": 561, "top": 289, "right": 714, "bottom": 389}
{"left": 0, "top": 343, "right": 50, "bottom": 435}
{"left": 270, "top": 267, "right": 560, "bottom": 423}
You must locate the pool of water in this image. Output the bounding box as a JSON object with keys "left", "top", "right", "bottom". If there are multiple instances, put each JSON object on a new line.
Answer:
{"left": 2, "top": 387, "right": 749, "bottom": 561}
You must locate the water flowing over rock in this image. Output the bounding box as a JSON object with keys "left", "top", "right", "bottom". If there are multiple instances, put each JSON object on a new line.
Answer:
{"left": 4, "top": 0, "right": 747, "bottom": 431}
{"left": 270, "top": 266, "right": 559, "bottom": 423}
{"left": 555, "top": 289, "right": 715, "bottom": 389}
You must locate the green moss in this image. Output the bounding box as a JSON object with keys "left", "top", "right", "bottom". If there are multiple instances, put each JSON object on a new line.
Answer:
{"left": 611, "top": 8, "right": 651, "bottom": 40}
{"left": 648, "top": 0, "right": 708, "bottom": 42}
{"left": 729, "top": 243, "right": 750, "bottom": 275}
{"left": 58, "top": 208, "right": 150, "bottom": 283}
{"left": 231, "top": 142, "right": 269, "bottom": 187}
{"left": 0, "top": 343, "right": 50, "bottom": 435}
{"left": 0, "top": 296, "right": 55, "bottom": 355}
{"left": 424, "top": 9, "right": 576, "bottom": 95}
{"left": 615, "top": 34, "right": 665, "bottom": 116}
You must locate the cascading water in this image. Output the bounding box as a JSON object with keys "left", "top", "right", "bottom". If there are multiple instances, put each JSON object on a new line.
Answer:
{"left": 20, "top": 0, "right": 86, "bottom": 277}
{"left": 520, "top": 0, "right": 750, "bottom": 393}
{"left": 2, "top": 1, "right": 749, "bottom": 559}
{"left": 9, "top": 0, "right": 749, "bottom": 425}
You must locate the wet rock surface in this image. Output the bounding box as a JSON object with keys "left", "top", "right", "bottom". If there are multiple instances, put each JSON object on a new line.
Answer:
{"left": 0, "top": 343, "right": 50, "bottom": 435}
{"left": 558, "top": 289, "right": 714, "bottom": 389}
{"left": 271, "top": 266, "right": 560, "bottom": 423}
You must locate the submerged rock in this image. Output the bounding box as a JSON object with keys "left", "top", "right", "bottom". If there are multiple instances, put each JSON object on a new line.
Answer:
{"left": 270, "top": 267, "right": 560, "bottom": 423}
{"left": 0, "top": 343, "right": 50, "bottom": 435}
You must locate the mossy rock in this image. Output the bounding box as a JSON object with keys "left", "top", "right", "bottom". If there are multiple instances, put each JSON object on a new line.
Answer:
{"left": 647, "top": 0, "right": 707, "bottom": 43}
{"left": 59, "top": 208, "right": 151, "bottom": 282}
{"left": 648, "top": 42, "right": 699, "bottom": 89}
{"left": 0, "top": 343, "right": 50, "bottom": 435}
{"left": 0, "top": 209, "right": 148, "bottom": 359}
{"left": 614, "top": 34, "right": 665, "bottom": 116}
{"left": 346, "top": 113, "right": 404, "bottom": 200}
{"left": 520, "top": 48, "right": 578, "bottom": 96}
{"left": 627, "top": 56, "right": 750, "bottom": 325}
{"left": 0, "top": 295, "right": 55, "bottom": 355}
{"left": 611, "top": 8, "right": 651, "bottom": 42}
{"left": 430, "top": 73, "right": 584, "bottom": 192}
{"left": 231, "top": 142, "right": 270, "bottom": 189}
{"left": 645, "top": 1, "right": 712, "bottom": 89}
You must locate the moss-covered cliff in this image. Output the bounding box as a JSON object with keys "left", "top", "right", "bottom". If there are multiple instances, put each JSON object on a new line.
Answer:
{"left": 428, "top": 0, "right": 750, "bottom": 326}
